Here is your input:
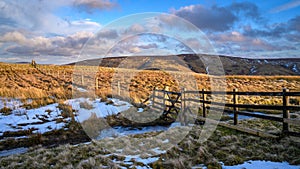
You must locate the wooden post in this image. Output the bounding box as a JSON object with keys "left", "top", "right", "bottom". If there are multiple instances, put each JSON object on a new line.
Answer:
{"left": 117, "top": 81, "right": 121, "bottom": 96}
{"left": 164, "top": 86, "right": 169, "bottom": 109}
{"left": 152, "top": 87, "right": 157, "bottom": 107}
{"left": 81, "top": 75, "right": 84, "bottom": 85}
{"left": 233, "top": 88, "right": 238, "bottom": 125}
{"left": 180, "top": 88, "right": 186, "bottom": 125}
{"left": 95, "top": 77, "right": 99, "bottom": 90}
{"left": 202, "top": 89, "right": 207, "bottom": 118}
{"left": 283, "top": 88, "right": 290, "bottom": 133}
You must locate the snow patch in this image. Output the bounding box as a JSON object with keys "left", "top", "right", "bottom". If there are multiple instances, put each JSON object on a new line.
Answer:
{"left": 67, "top": 98, "right": 132, "bottom": 123}
{"left": 250, "top": 66, "right": 257, "bottom": 74}
{"left": 0, "top": 97, "right": 132, "bottom": 137}
{"left": 292, "top": 64, "right": 299, "bottom": 73}
{"left": 76, "top": 87, "right": 88, "bottom": 92}
{"left": 0, "top": 147, "right": 28, "bottom": 157}
{"left": 0, "top": 102, "right": 68, "bottom": 136}
{"left": 97, "top": 125, "right": 170, "bottom": 139}
{"left": 222, "top": 160, "right": 300, "bottom": 169}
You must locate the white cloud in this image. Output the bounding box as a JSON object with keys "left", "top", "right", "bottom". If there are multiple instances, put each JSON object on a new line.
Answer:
{"left": 0, "top": 0, "right": 109, "bottom": 35}
{"left": 1, "top": 31, "right": 94, "bottom": 57}
{"left": 210, "top": 31, "right": 295, "bottom": 56}
{"left": 270, "top": 0, "right": 300, "bottom": 13}
{"left": 73, "top": 0, "right": 117, "bottom": 12}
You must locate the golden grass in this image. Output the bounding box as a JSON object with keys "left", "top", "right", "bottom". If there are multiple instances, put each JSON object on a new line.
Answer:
{"left": 0, "top": 63, "right": 300, "bottom": 108}
{"left": 0, "top": 88, "right": 48, "bottom": 99}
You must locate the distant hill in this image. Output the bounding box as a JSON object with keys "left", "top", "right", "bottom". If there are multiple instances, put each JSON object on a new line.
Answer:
{"left": 68, "top": 54, "right": 300, "bottom": 75}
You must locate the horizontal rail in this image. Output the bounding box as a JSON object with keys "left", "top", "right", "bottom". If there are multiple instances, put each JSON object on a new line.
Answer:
{"left": 154, "top": 90, "right": 181, "bottom": 95}
{"left": 184, "top": 90, "right": 300, "bottom": 96}
{"left": 283, "top": 118, "right": 300, "bottom": 126}
{"left": 152, "top": 105, "right": 164, "bottom": 111}
{"left": 153, "top": 88, "right": 300, "bottom": 137}
{"left": 153, "top": 95, "right": 164, "bottom": 100}
{"left": 183, "top": 99, "right": 300, "bottom": 111}
{"left": 152, "top": 101, "right": 165, "bottom": 107}
{"left": 165, "top": 99, "right": 181, "bottom": 104}
{"left": 237, "top": 111, "right": 283, "bottom": 122}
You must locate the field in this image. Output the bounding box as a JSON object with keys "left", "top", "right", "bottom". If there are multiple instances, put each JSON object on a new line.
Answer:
{"left": 0, "top": 62, "right": 300, "bottom": 168}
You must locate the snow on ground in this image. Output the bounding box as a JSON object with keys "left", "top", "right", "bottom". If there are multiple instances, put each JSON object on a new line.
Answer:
{"left": 76, "top": 87, "right": 88, "bottom": 92}
{"left": 192, "top": 161, "right": 300, "bottom": 169}
{"left": 137, "top": 108, "right": 144, "bottom": 113}
{"left": 0, "top": 147, "right": 28, "bottom": 157}
{"left": 222, "top": 160, "right": 300, "bottom": 169}
{"left": 226, "top": 111, "right": 281, "bottom": 120}
{"left": 0, "top": 98, "right": 23, "bottom": 110}
{"left": 97, "top": 122, "right": 182, "bottom": 140}
{"left": 97, "top": 125, "right": 169, "bottom": 139}
{"left": 292, "top": 64, "right": 299, "bottom": 73}
{"left": 66, "top": 98, "right": 132, "bottom": 123}
{"left": 250, "top": 66, "right": 257, "bottom": 74}
{"left": 0, "top": 102, "right": 68, "bottom": 136}
{"left": 0, "top": 97, "right": 132, "bottom": 137}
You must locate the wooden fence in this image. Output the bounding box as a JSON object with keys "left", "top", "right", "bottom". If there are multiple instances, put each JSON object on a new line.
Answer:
{"left": 152, "top": 87, "right": 300, "bottom": 137}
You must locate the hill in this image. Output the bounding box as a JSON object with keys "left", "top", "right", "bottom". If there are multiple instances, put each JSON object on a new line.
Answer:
{"left": 68, "top": 54, "right": 300, "bottom": 75}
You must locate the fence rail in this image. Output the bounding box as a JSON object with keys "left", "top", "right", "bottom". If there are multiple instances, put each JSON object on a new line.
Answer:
{"left": 152, "top": 87, "right": 300, "bottom": 137}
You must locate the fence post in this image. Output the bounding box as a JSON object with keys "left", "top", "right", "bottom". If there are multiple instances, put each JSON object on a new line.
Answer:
{"left": 202, "top": 89, "right": 207, "bottom": 118}
{"left": 233, "top": 88, "right": 238, "bottom": 125}
{"left": 180, "top": 88, "right": 186, "bottom": 125}
{"left": 95, "top": 77, "right": 99, "bottom": 90}
{"left": 152, "top": 87, "right": 157, "bottom": 107}
{"left": 117, "top": 81, "right": 121, "bottom": 96}
{"left": 164, "top": 86, "right": 169, "bottom": 110}
{"left": 282, "top": 88, "right": 290, "bottom": 133}
{"left": 81, "top": 75, "right": 84, "bottom": 86}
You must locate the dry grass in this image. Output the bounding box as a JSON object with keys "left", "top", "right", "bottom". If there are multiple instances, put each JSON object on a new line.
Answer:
{"left": 0, "top": 125, "right": 299, "bottom": 168}
{"left": 1, "top": 63, "right": 300, "bottom": 105}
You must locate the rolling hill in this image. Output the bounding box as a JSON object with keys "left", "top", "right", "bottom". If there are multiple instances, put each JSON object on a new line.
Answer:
{"left": 68, "top": 54, "right": 300, "bottom": 75}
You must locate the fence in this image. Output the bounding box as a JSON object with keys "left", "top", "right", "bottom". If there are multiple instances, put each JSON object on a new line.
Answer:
{"left": 151, "top": 87, "right": 300, "bottom": 137}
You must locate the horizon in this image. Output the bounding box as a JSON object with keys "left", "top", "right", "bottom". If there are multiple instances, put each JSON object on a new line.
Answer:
{"left": 0, "top": 0, "right": 300, "bottom": 64}
{"left": 3, "top": 53, "right": 300, "bottom": 66}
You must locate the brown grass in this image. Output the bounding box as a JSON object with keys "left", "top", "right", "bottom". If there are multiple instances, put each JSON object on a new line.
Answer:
{"left": 0, "top": 63, "right": 300, "bottom": 108}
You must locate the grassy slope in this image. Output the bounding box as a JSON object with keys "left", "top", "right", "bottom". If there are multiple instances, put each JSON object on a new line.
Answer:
{"left": 70, "top": 54, "right": 300, "bottom": 76}
{"left": 0, "top": 125, "right": 299, "bottom": 168}
{"left": 0, "top": 62, "right": 300, "bottom": 168}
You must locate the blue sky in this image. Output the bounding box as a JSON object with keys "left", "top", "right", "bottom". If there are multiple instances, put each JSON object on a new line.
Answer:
{"left": 0, "top": 0, "right": 300, "bottom": 64}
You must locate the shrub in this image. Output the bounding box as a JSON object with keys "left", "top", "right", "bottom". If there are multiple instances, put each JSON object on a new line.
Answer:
{"left": 79, "top": 101, "right": 94, "bottom": 110}
{"left": 0, "top": 107, "right": 12, "bottom": 115}
{"left": 57, "top": 103, "right": 74, "bottom": 119}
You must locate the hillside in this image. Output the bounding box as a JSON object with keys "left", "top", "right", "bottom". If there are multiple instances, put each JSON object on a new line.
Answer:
{"left": 69, "top": 54, "right": 300, "bottom": 75}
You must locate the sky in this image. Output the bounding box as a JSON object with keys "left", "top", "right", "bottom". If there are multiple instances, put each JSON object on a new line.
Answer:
{"left": 0, "top": 0, "right": 300, "bottom": 64}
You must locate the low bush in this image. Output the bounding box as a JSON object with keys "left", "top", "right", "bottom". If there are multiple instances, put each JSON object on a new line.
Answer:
{"left": 57, "top": 103, "right": 74, "bottom": 119}
{"left": 79, "top": 101, "right": 94, "bottom": 110}
{"left": 0, "top": 106, "right": 12, "bottom": 115}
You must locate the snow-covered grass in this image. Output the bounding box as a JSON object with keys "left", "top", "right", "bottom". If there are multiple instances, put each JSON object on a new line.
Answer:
{"left": 192, "top": 161, "right": 300, "bottom": 169}
{"left": 0, "top": 97, "right": 132, "bottom": 137}
{"left": 66, "top": 98, "right": 132, "bottom": 123}
{"left": 0, "top": 102, "right": 68, "bottom": 136}
{"left": 222, "top": 160, "right": 300, "bottom": 169}
{"left": 0, "top": 147, "right": 28, "bottom": 157}
{"left": 0, "top": 123, "right": 299, "bottom": 168}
